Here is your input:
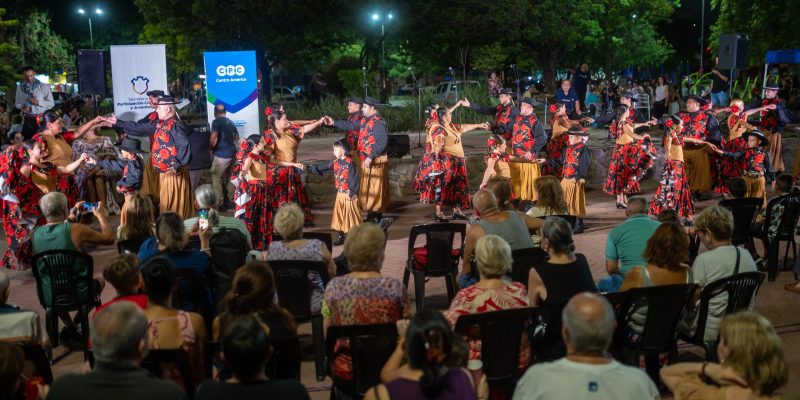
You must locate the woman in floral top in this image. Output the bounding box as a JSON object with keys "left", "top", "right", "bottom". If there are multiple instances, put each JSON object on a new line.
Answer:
{"left": 322, "top": 223, "right": 410, "bottom": 382}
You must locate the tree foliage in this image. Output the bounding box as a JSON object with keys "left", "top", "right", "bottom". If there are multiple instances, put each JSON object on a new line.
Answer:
{"left": 20, "top": 11, "right": 74, "bottom": 76}
{"left": 0, "top": 8, "right": 20, "bottom": 92}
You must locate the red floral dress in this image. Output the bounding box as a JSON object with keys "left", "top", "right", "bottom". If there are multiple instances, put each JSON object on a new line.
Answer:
{"left": 542, "top": 115, "right": 571, "bottom": 177}
{"left": 413, "top": 123, "right": 445, "bottom": 196}
{"left": 759, "top": 97, "right": 783, "bottom": 132}
{"left": 263, "top": 126, "right": 313, "bottom": 225}
{"left": 240, "top": 152, "right": 279, "bottom": 250}
{"left": 1, "top": 146, "right": 46, "bottom": 270}
{"left": 720, "top": 112, "right": 749, "bottom": 185}
{"left": 603, "top": 114, "right": 656, "bottom": 196}
{"left": 420, "top": 124, "right": 470, "bottom": 209}
{"left": 649, "top": 134, "right": 694, "bottom": 218}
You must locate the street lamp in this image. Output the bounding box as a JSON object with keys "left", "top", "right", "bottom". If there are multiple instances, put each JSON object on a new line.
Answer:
{"left": 77, "top": 7, "right": 103, "bottom": 49}
{"left": 371, "top": 11, "right": 393, "bottom": 96}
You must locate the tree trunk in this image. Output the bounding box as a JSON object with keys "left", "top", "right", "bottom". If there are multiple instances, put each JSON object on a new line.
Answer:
{"left": 459, "top": 45, "right": 469, "bottom": 83}
{"left": 539, "top": 56, "right": 559, "bottom": 93}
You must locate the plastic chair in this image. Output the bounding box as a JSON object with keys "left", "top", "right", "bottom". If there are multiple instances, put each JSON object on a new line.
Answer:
{"left": 402, "top": 223, "right": 465, "bottom": 311}
{"left": 205, "top": 336, "right": 302, "bottom": 381}
{"left": 30, "top": 250, "right": 96, "bottom": 364}
{"left": 719, "top": 197, "right": 762, "bottom": 252}
{"left": 140, "top": 349, "right": 195, "bottom": 398}
{"left": 454, "top": 307, "right": 535, "bottom": 395}
{"left": 531, "top": 300, "right": 568, "bottom": 363}
{"left": 117, "top": 237, "right": 148, "bottom": 254}
{"left": 678, "top": 272, "right": 765, "bottom": 361}
{"left": 611, "top": 283, "right": 696, "bottom": 385}
{"left": 325, "top": 323, "right": 398, "bottom": 399}
{"left": 543, "top": 214, "right": 577, "bottom": 229}
{"left": 754, "top": 192, "right": 800, "bottom": 281}
{"left": 272, "top": 232, "right": 333, "bottom": 253}
{"left": 509, "top": 247, "right": 549, "bottom": 287}
{"left": 268, "top": 260, "right": 329, "bottom": 381}
{"left": 172, "top": 268, "right": 213, "bottom": 328}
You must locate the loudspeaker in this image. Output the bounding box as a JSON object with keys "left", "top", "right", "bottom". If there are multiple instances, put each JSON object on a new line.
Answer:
{"left": 386, "top": 134, "right": 410, "bottom": 158}
{"left": 717, "top": 34, "right": 749, "bottom": 69}
{"left": 77, "top": 49, "right": 107, "bottom": 95}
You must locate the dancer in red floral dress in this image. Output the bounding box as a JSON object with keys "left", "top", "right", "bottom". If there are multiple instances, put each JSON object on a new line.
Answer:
{"left": 676, "top": 95, "right": 722, "bottom": 195}
{"left": 602, "top": 105, "right": 657, "bottom": 209}
{"left": 237, "top": 134, "right": 279, "bottom": 250}
{"left": 719, "top": 99, "right": 766, "bottom": 191}
{"left": 544, "top": 101, "right": 586, "bottom": 178}
{"left": 714, "top": 130, "right": 774, "bottom": 207}
{"left": 463, "top": 88, "right": 519, "bottom": 179}
{"left": 413, "top": 103, "right": 442, "bottom": 196}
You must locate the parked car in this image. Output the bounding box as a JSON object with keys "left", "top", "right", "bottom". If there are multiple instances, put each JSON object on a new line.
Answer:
{"left": 272, "top": 85, "right": 300, "bottom": 103}
{"left": 435, "top": 80, "right": 480, "bottom": 104}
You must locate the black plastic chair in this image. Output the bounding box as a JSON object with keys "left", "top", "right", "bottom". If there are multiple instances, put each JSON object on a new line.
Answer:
{"left": 18, "top": 342, "right": 54, "bottom": 384}
{"left": 326, "top": 323, "right": 398, "bottom": 399}
{"left": 509, "top": 247, "right": 549, "bottom": 287}
{"left": 719, "top": 197, "right": 762, "bottom": 252}
{"left": 141, "top": 349, "right": 195, "bottom": 398}
{"left": 454, "top": 307, "right": 535, "bottom": 395}
{"left": 117, "top": 237, "right": 148, "bottom": 254}
{"left": 268, "top": 260, "right": 329, "bottom": 382}
{"left": 172, "top": 268, "right": 213, "bottom": 332}
{"left": 611, "top": 283, "right": 696, "bottom": 385}
{"left": 544, "top": 214, "right": 577, "bottom": 229}
{"left": 754, "top": 192, "right": 800, "bottom": 281}
{"left": 205, "top": 336, "right": 301, "bottom": 381}
{"left": 531, "top": 300, "right": 568, "bottom": 363}
{"left": 678, "top": 272, "right": 765, "bottom": 361}
{"left": 271, "top": 232, "right": 333, "bottom": 253}
{"left": 402, "top": 223, "right": 465, "bottom": 311}
{"left": 30, "top": 250, "right": 96, "bottom": 363}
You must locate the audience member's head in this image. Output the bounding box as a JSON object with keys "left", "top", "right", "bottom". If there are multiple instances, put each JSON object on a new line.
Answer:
{"left": 643, "top": 222, "right": 689, "bottom": 271}
{"left": 656, "top": 209, "right": 681, "bottom": 224}
{"left": 221, "top": 314, "right": 272, "bottom": 381}
{"left": 486, "top": 176, "right": 513, "bottom": 211}
{"left": 91, "top": 302, "right": 150, "bottom": 366}
{"left": 219, "top": 261, "right": 295, "bottom": 332}
{"left": 194, "top": 184, "right": 221, "bottom": 226}
{"left": 141, "top": 256, "right": 178, "bottom": 305}
{"left": 534, "top": 176, "right": 567, "bottom": 214}
{"left": 775, "top": 173, "right": 793, "bottom": 195}
{"left": 155, "top": 212, "right": 186, "bottom": 252}
{"left": 694, "top": 205, "right": 734, "bottom": 245}
{"left": 727, "top": 178, "right": 747, "bottom": 199}
{"left": 119, "top": 194, "right": 156, "bottom": 240}
{"left": 562, "top": 293, "right": 616, "bottom": 355}
{"left": 718, "top": 312, "right": 787, "bottom": 396}
{"left": 405, "top": 309, "right": 454, "bottom": 397}
{"left": 102, "top": 254, "right": 142, "bottom": 297}
{"left": 474, "top": 234, "right": 511, "bottom": 279}
{"left": 472, "top": 189, "right": 498, "bottom": 217}
{"left": 625, "top": 197, "right": 648, "bottom": 216}
{"left": 541, "top": 218, "right": 575, "bottom": 257}
{"left": 0, "top": 271, "right": 9, "bottom": 305}
{"left": 0, "top": 343, "right": 24, "bottom": 400}
{"left": 39, "top": 191, "right": 69, "bottom": 223}
{"left": 343, "top": 223, "right": 385, "bottom": 272}
{"left": 274, "top": 203, "right": 304, "bottom": 240}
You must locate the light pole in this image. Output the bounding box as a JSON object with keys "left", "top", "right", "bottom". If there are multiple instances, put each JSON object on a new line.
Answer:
{"left": 371, "top": 11, "right": 393, "bottom": 99}
{"left": 77, "top": 7, "right": 103, "bottom": 49}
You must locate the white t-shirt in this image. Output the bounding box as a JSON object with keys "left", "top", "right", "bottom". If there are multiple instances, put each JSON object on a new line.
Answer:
{"left": 513, "top": 358, "right": 660, "bottom": 400}
{"left": 685, "top": 245, "right": 757, "bottom": 341}
{"left": 655, "top": 85, "right": 668, "bottom": 102}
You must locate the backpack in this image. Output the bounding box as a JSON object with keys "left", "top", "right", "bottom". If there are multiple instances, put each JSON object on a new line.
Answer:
{"left": 209, "top": 227, "right": 248, "bottom": 306}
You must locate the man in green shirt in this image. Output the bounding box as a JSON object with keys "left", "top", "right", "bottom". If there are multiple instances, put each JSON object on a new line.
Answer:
{"left": 598, "top": 197, "right": 660, "bottom": 292}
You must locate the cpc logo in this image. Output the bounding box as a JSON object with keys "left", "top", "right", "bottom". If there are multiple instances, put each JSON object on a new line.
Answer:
{"left": 216, "top": 65, "right": 245, "bottom": 77}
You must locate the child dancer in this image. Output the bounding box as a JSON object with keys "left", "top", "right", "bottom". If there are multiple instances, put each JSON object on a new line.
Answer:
{"left": 88, "top": 137, "right": 144, "bottom": 225}
{"left": 308, "top": 140, "right": 361, "bottom": 245}
{"left": 560, "top": 127, "right": 591, "bottom": 233}
{"left": 237, "top": 134, "right": 276, "bottom": 250}
{"left": 714, "top": 130, "right": 773, "bottom": 207}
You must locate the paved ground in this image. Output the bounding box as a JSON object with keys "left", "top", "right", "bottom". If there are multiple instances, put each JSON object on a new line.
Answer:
{"left": 3, "top": 128, "right": 800, "bottom": 399}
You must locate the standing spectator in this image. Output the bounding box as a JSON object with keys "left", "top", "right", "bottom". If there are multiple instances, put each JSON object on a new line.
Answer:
{"left": 513, "top": 293, "right": 659, "bottom": 399}
{"left": 555, "top": 80, "right": 581, "bottom": 118}
{"left": 598, "top": 197, "right": 661, "bottom": 292}
{"left": 14, "top": 66, "right": 54, "bottom": 139}
{"left": 653, "top": 76, "right": 669, "bottom": 117}
{"left": 710, "top": 60, "right": 731, "bottom": 107}
{"left": 487, "top": 71, "right": 501, "bottom": 98}
{"left": 209, "top": 104, "right": 238, "bottom": 211}
{"left": 47, "top": 302, "right": 187, "bottom": 400}
{"left": 572, "top": 64, "right": 592, "bottom": 112}
{"left": 309, "top": 70, "right": 327, "bottom": 104}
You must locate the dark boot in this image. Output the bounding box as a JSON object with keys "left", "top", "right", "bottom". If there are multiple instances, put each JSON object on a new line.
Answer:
{"left": 364, "top": 212, "right": 375, "bottom": 222}
{"left": 372, "top": 213, "right": 383, "bottom": 224}
{"left": 573, "top": 218, "right": 585, "bottom": 234}
{"left": 334, "top": 231, "right": 346, "bottom": 246}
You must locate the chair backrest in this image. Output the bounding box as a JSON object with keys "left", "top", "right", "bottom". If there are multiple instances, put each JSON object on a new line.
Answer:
{"left": 208, "top": 228, "right": 249, "bottom": 305}
{"left": 326, "top": 323, "right": 398, "bottom": 398}
{"left": 763, "top": 192, "right": 800, "bottom": 240}
{"left": 406, "top": 223, "right": 466, "bottom": 275}
{"left": 205, "top": 336, "right": 301, "bottom": 381}
{"left": 30, "top": 250, "right": 94, "bottom": 310}
{"left": 544, "top": 214, "right": 577, "bottom": 229}
{"left": 269, "top": 260, "right": 329, "bottom": 320}
{"left": 141, "top": 349, "right": 195, "bottom": 397}
{"left": 509, "top": 247, "right": 549, "bottom": 286}
{"left": 454, "top": 307, "right": 535, "bottom": 385}
{"left": 271, "top": 232, "right": 333, "bottom": 253}
{"left": 691, "top": 272, "right": 765, "bottom": 343}
{"left": 117, "top": 237, "right": 148, "bottom": 254}
{"left": 531, "top": 300, "right": 568, "bottom": 363}
{"left": 18, "top": 342, "right": 54, "bottom": 384}
{"left": 719, "top": 198, "right": 763, "bottom": 245}
{"left": 615, "top": 283, "right": 695, "bottom": 355}
{"left": 172, "top": 268, "right": 212, "bottom": 324}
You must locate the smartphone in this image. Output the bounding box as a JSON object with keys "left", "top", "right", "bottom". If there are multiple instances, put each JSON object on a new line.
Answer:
{"left": 82, "top": 202, "right": 99, "bottom": 211}
{"left": 198, "top": 209, "right": 209, "bottom": 230}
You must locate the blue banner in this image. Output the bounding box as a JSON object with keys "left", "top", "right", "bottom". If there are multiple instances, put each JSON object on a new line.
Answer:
{"left": 203, "top": 51, "right": 259, "bottom": 137}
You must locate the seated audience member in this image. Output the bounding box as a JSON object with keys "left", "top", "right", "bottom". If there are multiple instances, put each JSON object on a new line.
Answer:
{"left": 323, "top": 223, "right": 410, "bottom": 383}
{"left": 267, "top": 203, "right": 335, "bottom": 314}
{"left": 513, "top": 293, "right": 659, "bottom": 399}
{"left": 0, "top": 271, "right": 46, "bottom": 344}
{"left": 446, "top": 234, "right": 531, "bottom": 368}
{"left": 528, "top": 218, "right": 596, "bottom": 306}
{"left": 526, "top": 176, "right": 568, "bottom": 245}
{"left": 680, "top": 206, "right": 756, "bottom": 343}
{"left": 94, "top": 254, "right": 147, "bottom": 315}
{"left": 47, "top": 302, "right": 186, "bottom": 400}
{"left": 656, "top": 209, "right": 681, "bottom": 224}
{"left": 753, "top": 173, "right": 797, "bottom": 268}
{"left": 138, "top": 212, "right": 212, "bottom": 311}
{"left": 598, "top": 197, "right": 660, "bottom": 292}
{"left": 662, "top": 311, "right": 787, "bottom": 399}
{"left": 727, "top": 177, "right": 747, "bottom": 200}
{"left": 183, "top": 184, "right": 250, "bottom": 246}
{"left": 620, "top": 222, "right": 693, "bottom": 335}
{"left": 117, "top": 193, "right": 156, "bottom": 242}
{"left": 196, "top": 315, "right": 309, "bottom": 400}
{"left": 213, "top": 261, "right": 297, "bottom": 340}
{"left": 461, "top": 190, "right": 543, "bottom": 287}
{"left": 365, "top": 309, "right": 477, "bottom": 400}
{"left": 0, "top": 343, "right": 34, "bottom": 400}
{"left": 486, "top": 176, "right": 514, "bottom": 211}
{"left": 141, "top": 256, "right": 207, "bottom": 387}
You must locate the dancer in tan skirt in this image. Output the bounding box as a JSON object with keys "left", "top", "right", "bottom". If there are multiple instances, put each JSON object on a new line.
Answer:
{"left": 308, "top": 141, "right": 362, "bottom": 246}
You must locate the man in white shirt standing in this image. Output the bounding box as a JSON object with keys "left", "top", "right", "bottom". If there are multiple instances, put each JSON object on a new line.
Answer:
{"left": 513, "top": 293, "right": 660, "bottom": 400}
{"left": 14, "top": 66, "right": 54, "bottom": 139}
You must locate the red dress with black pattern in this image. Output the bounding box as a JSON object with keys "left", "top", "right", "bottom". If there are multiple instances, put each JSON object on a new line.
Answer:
{"left": 649, "top": 134, "right": 694, "bottom": 218}
{"left": 1, "top": 146, "right": 45, "bottom": 270}
{"left": 720, "top": 112, "right": 749, "bottom": 186}
{"left": 602, "top": 115, "right": 656, "bottom": 196}
{"left": 413, "top": 125, "right": 445, "bottom": 198}
{"left": 263, "top": 126, "right": 313, "bottom": 225}
{"left": 241, "top": 152, "right": 279, "bottom": 250}
{"left": 421, "top": 125, "right": 470, "bottom": 209}
{"left": 542, "top": 115, "right": 571, "bottom": 177}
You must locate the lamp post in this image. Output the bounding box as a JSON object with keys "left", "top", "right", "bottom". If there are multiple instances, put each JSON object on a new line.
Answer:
{"left": 371, "top": 11, "right": 393, "bottom": 99}
{"left": 77, "top": 7, "right": 103, "bottom": 49}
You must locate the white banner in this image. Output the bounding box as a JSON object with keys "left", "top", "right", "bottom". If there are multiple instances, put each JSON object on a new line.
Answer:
{"left": 110, "top": 44, "right": 168, "bottom": 122}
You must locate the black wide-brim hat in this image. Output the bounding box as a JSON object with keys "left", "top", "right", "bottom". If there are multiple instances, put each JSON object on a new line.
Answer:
{"left": 743, "top": 130, "right": 769, "bottom": 147}
{"left": 146, "top": 90, "right": 166, "bottom": 97}
{"left": 497, "top": 88, "right": 514, "bottom": 96}
{"left": 155, "top": 95, "right": 181, "bottom": 105}
{"left": 363, "top": 96, "right": 381, "bottom": 107}
{"left": 686, "top": 94, "right": 706, "bottom": 105}
{"left": 118, "top": 137, "right": 145, "bottom": 155}
{"left": 520, "top": 98, "right": 536, "bottom": 107}
{"left": 345, "top": 96, "right": 364, "bottom": 105}
{"left": 763, "top": 79, "right": 781, "bottom": 90}
{"left": 567, "top": 126, "right": 590, "bottom": 136}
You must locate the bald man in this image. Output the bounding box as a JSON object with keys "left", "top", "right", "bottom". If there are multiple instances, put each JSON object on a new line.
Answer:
{"left": 513, "top": 293, "right": 659, "bottom": 399}
{"left": 460, "top": 190, "right": 544, "bottom": 287}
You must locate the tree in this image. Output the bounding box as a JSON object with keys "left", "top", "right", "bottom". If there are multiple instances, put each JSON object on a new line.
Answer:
{"left": 0, "top": 8, "right": 20, "bottom": 93}
{"left": 20, "top": 11, "right": 74, "bottom": 76}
